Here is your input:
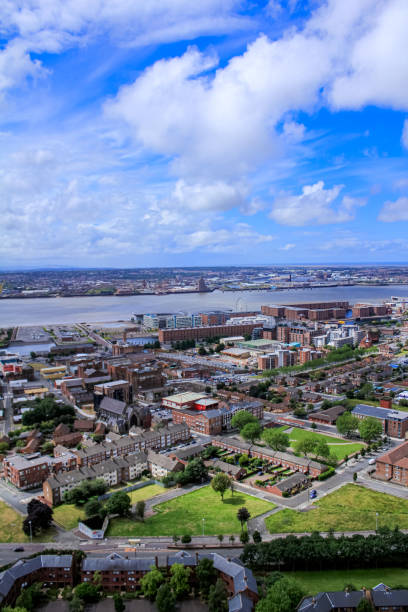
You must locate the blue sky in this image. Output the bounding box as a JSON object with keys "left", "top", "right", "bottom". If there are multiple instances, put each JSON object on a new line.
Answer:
{"left": 1, "top": 0, "right": 408, "bottom": 268}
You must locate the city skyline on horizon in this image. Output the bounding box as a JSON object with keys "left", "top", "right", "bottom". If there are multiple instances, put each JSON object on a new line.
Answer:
{"left": 1, "top": 1, "right": 408, "bottom": 267}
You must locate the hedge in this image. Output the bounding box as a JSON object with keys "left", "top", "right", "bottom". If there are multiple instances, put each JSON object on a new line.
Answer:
{"left": 317, "top": 466, "right": 336, "bottom": 481}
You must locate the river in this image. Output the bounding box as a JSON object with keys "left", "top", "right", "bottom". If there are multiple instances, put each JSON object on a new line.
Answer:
{"left": 0, "top": 286, "right": 407, "bottom": 327}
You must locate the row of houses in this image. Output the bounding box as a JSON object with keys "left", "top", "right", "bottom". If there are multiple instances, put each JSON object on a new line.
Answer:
{"left": 212, "top": 437, "right": 326, "bottom": 477}
{"left": 2, "top": 422, "right": 189, "bottom": 490}
{"left": 0, "top": 551, "right": 258, "bottom": 612}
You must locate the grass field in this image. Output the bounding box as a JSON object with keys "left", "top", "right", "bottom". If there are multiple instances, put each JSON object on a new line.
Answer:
{"left": 285, "top": 568, "right": 408, "bottom": 593}
{"left": 53, "top": 485, "right": 167, "bottom": 530}
{"left": 53, "top": 504, "right": 86, "bottom": 530}
{"left": 288, "top": 427, "right": 364, "bottom": 460}
{"left": 128, "top": 484, "right": 166, "bottom": 504}
{"left": 266, "top": 484, "right": 408, "bottom": 533}
{"left": 107, "top": 486, "right": 275, "bottom": 537}
{"left": 0, "top": 501, "right": 56, "bottom": 542}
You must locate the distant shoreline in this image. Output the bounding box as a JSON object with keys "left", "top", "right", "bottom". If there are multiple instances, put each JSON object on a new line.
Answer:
{"left": 1, "top": 282, "right": 406, "bottom": 300}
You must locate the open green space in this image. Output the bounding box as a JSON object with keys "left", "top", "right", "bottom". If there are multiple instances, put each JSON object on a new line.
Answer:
{"left": 107, "top": 485, "right": 275, "bottom": 537}
{"left": 128, "top": 484, "right": 167, "bottom": 504}
{"left": 53, "top": 504, "right": 86, "bottom": 530}
{"left": 288, "top": 427, "right": 364, "bottom": 460}
{"left": 0, "top": 501, "right": 56, "bottom": 543}
{"left": 285, "top": 568, "right": 408, "bottom": 594}
{"left": 53, "top": 484, "right": 168, "bottom": 530}
{"left": 266, "top": 484, "right": 408, "bottom": 533}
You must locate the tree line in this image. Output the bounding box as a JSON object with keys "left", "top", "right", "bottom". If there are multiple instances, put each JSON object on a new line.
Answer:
{"left": 242, "top": 527, "right": 408, "bottom": 572}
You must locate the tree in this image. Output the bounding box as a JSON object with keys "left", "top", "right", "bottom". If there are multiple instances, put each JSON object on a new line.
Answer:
{"left": 211, "top": 473, "right": 231, "bottom": 501}
{"left": 256, "top": 576, "right": 304, "bottom": 612}
{"left": 241, "top": 421, "right": 262, "bottom": 444}
{"left": 135, "top": 500, "right": 145, "bottom": 521}
{"left": 181, "top": 534, "right": 191, "bottom": 544}
{"left": 358, "top": 417, "right": 383, "bottom": 443}
{"left": 23, "top": 500, "right": 53, "bottom": 536}
{"left": 170, "top": 563, "right": 191, "bottom": 599}
{"left": 237, "top": 507, "right": 251, "bottom": 532}
{"left": 198, "top": 346, "right": 207, "bottom": 356}
{"left": 156, "top": 582, "right": 176, "bottom": 612}
{"left": 262, "top": 429, "right": 290, "bottom": 452}
{"left": 113, "top": 594, "right": 125, "bottom": 612}
{"left": 75, "top": 583, "right": 100, "bottom": 603}
{"left": 231, "top": 410, "right": 257, "bottom": 431}
{"left": 353, "top": 472, "right": 358, "bottom": 482}
{"left": 356, "top": 599, "right": 374, "bottom": 612}
{"left": 240, "top": 531, "right": 249, "bottom": 545}
{"left": 253, "top": 530, "right": 262, "bottom": 544}
{"left": 208, "top": 578, "right": 228, "bottom": 612}
{"left": 196, "top": 558, "right": 217, "bottom": 600}
{"left": 183, "top": 457, "right": 209, "bottom": 483}
{"left": 140, "top": 567, "right": 164, "bottom": 600}
{"left": 0, "top": 441, "right": 8, "bottom": 453}
{"left": 238, "top": 454, "right": 249, "bottom": 466}
{"left": 40, "top": 441, "right": 54, "bottom": 455}
{"left": 68, "top": 598, "right": 84, "bottom": 612}
{"left": 105, "top": 491, "right": 131, "bottom": 517}
{"left": 217, "top": 534, "right": 224, "bottom": 545}
{"left": 314, "top": 439, "right": 330, "bottom": 460}
{"left": 294, "top": 437, "right": 317, "bottom": 458}
{"left": 84, "top": 497, "right": 101, "bottom": 519}
{"left": 336, "top": 412, "right": 359, "bottom": 438}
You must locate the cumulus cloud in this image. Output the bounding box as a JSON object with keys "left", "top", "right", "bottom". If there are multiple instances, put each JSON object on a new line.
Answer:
{"left": 269, "top": 181, "right": 366, "bottom": 227}
{"left": 378, "top": 197, "right": 408, "bottom": 222}
{"left": 280, "top": 243, "right": 296, "bottom": 250}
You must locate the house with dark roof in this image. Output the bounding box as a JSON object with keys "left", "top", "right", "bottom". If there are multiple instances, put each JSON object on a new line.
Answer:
{"left": 211, "top": 459, "right": 246, "bottom": 480}
{"left": 0, "top": 555, "right": 74, "bottom": 608}
{"left": 309, "top": 405, "right": 346, "bottom": 425}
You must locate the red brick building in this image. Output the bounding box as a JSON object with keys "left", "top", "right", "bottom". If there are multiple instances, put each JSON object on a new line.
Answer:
{"left": 172, "top": 407, "right": 222, "bottom": 435}
{"left": 375, "top": 441, "right": 408, "bottom": 486}
{"left": 158, "top": 322, "right": 262, "bottom": 343}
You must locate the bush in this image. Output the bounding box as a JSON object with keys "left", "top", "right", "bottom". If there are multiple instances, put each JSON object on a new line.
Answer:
{"left": 317, "top": 466, "right": 336, "bottom": 481}
{"left": 181, "top": 534, "right": 192, "bottom": 544}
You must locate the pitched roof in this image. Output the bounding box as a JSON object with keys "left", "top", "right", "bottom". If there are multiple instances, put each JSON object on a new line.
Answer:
{"left": 82, "top": 553, "right": 155, "bottom": 572}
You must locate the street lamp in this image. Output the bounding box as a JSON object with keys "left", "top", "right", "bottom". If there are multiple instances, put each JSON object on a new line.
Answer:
{"left": 202, "top": 518, "right": 205, "bottom": 536}
{"left": 376, "top": 512, "right": 379, "bottom": 531}
{"left": 28, "top": 520, "right": 32, "bottom": 543}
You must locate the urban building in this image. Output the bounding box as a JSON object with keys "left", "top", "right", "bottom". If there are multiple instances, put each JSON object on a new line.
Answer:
{"left": 352, "top": 404, "right": 408, "bottom": 439}
{"left": 375, "top": 441, "right": 408, "bottom": 486}
{"left": 147, "top": 450, "right": 184, "bottom": 478}
{"left": 172, "top": 407, "right": 223, "bottom": 435}
{"left": 308, "top": 405, "right": 347, "bottom": 425}
{"left": 298, "top": 584, "right": 408, "bottom": 612}
{"left": 158, "top": 322, "right": 263, "bottom": 343}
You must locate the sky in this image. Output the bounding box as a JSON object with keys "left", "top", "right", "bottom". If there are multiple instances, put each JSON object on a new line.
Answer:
{"left": 1, "top": 0, "right": 408, "bottom": 268}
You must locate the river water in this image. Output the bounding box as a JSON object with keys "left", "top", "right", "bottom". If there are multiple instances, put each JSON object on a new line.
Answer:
{"left": 0, "top": 285, "right": 407, "bottom": 327}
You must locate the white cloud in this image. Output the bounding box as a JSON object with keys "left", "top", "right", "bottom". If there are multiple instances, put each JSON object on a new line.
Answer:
{"left": 0, "top": 0, "right": 249, "bottom": 93}
{"left": 378, "top": 197, "right": 408, "bottom": 222}
{"left": 269, "top": 181, "right": 366, "bottom": 227}
{"left": 280, "top": 243, "right": 296, "bottom": 250}
{"left": 402, "top": 120, "right": 408, "bottom": 150}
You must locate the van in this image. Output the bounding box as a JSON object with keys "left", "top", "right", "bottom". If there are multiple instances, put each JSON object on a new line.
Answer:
{"left": 368, "top": 458, "right": 376, "bottom": 465}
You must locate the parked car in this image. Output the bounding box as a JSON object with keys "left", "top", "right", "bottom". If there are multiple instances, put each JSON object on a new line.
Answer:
{"left": 309, "top": 489, "right": 317, "bottom": 499}
{"left": 368, "top": 458, "right": 376, "bottom": 465}
{"left": 13, "top": 547, "right": 24, "bottom": 552}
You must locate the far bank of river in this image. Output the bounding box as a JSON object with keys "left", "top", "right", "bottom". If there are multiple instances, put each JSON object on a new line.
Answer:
{"left": 1, "top": 285, "right": 408, "bottom": 327}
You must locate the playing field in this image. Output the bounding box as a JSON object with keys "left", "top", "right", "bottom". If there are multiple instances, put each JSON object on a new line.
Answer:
{"left": 266, "top": 484, "right": 408, "bottom": 533}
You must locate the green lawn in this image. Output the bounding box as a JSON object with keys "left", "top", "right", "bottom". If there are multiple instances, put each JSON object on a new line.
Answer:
{"left": 286, "top": 568, "right": 408, "bottom": 593}
{"left": 107, "top": 485, "right": 275, "bottom": 537}
{"left": 53, "top": 504, "right": 86, "bottom": 530}
{"left": 128, "top": 484, "right": 167, "bottom": 504}
{"left": 0, "top": 501, "right": 56, "bottom": 543}
{"left": 266, "top": 484, "right": 408, "bottom": 533}
{"left": 53, "top": 485, "right": 167, "bottom": 530}
{"left": 288, "top": 427, "right": 364, "bottom": 460}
